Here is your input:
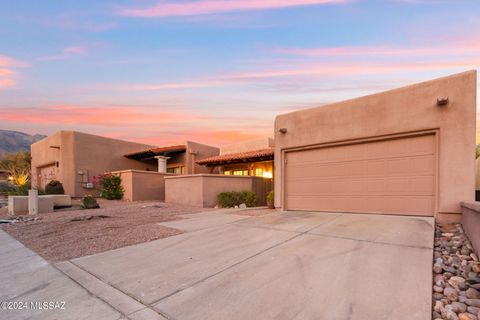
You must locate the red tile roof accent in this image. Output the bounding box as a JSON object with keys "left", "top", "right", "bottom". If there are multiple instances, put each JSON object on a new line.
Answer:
{"left": 196, "top": 148, "right": 274, "bottom": 166}
{"left": 124, "top": 144, "right": 186, "bottom": 159}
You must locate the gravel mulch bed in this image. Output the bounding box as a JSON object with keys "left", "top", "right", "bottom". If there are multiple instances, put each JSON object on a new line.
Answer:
{"left": 0, "top": 199, "right": 213, "bottom": 262}
{"left": 433, "top": 223, "right": 480, "bottom": 320}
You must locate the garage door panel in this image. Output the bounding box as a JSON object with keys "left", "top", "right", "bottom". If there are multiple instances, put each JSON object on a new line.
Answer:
{"left": 285, "top": 134, "right": 436, "bottom": 216}
{"left": 288, "top": 175, "right": 434, "bottom": 197}
{"left": 286, "top": 195, "right": 434, "bottom": 215}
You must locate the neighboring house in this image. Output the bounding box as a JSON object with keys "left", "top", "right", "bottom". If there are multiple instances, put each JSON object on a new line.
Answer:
{"left": 0, "top": 169, "right": 9, "bottom": 183}
{"left": 124, "top": 141, "right": 219, "bottom": 175}
{"left": 31, "top": 131, "right": 158, "bottom": 197}
{"left": 165, "top": 138, "right": 274, "bottom": 207}
{"left": 31, "top": 131, "right": 220, "bottom": 199}
{"left": 274, "top": 70, "right": 477, "bottom": 222}
{"left": 196, "top": 138, "right": 274, "bottom": 178}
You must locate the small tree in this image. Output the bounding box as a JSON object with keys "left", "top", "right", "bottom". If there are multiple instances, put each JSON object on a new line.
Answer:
{"left": 0, "top": 151, "right": 31, "bottom": 187}
{"left": 97, "top": 173, "right": 124, "bottom": 200}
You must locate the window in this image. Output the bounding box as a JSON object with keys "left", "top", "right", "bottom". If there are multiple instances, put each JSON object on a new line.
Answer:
{"left": 233, "top": 170, "right": 248, "bottom": 176}
{"left": 255, "top": 168, "right": 263, "bottom": 177}
{"left": 167, "top": 166, "right": 184, "bottom": 174}
{"left": 223, "top": 171, "right": 231, "bottom": 175}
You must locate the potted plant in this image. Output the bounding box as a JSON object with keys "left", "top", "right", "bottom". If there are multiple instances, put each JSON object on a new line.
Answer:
{"left": 266, "top": 190, "right": 274, "bottom": 209}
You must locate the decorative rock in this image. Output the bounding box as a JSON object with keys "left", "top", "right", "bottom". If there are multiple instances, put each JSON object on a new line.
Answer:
{"left": 449, "top": 276, "right": 466, "bottom": 289}
{"left": 458, "top": 313, "right": 477, "bottom": 320}
{"left": 434, "top": 300, "right": 444, "bottom": 313}
{"left": 442, "top": 309, "right": 459, "bottom": 320}
{"left": 434, "top": 292, "right": 445, "bottom": 300}
{"left": 450, "top": 302, "right": 468, "bottom": 313}
{"left": 465, "top": 299, "right": 480, "bottom": 308}
{"left": 473, "top": 264, "right": 480, "bottom": 274}
{"left": 434, "top": 285, "right": 445, "bottom": 293}
{"left": 467, "top": 306, "right": 480, "bottom": 314}
{"left": 467, "top": 288, "right": 480, "bottom": 299}
{"left": 239, "top": 203, "right": 247, "bottom": 209}
{"left": 434, "top": 263, "right": 444, "bottom": 274}
{"left": 445, "top": 287, "right": 459, "bottom": 302}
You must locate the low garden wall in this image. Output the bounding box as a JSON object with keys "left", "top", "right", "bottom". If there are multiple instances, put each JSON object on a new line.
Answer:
{"left": 460, "top": 201, "right": 480, "bottom": 255}
{"left": 165, "top": 174, "right": 273, "bottom": 207}
{"left": 110, "top": 170, "right": 177, "bottom": 201}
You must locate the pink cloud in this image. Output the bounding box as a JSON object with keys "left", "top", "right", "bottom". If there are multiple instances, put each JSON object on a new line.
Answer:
{"left": 118, "top": 0, "right": 347, "bottom": 17}
{"left": 0, "top": 55, "right": 27, "bottom": 90}
{"left": 114, "top": 59, "right": 479, "bottom": 92}
{"left": 0, "top": 79, "right": 16, "bottom": 89}
{"left": 0, "top": 55, "right": 27, "bottom": 68}
{"left": 125, "top": 130, "right": 268, "bottom": 146}
{"left": 0, "top": 105, "right": 200, "bottom": 127}
{"left": 269, "top": 43, "right": 480, "bottom": 57}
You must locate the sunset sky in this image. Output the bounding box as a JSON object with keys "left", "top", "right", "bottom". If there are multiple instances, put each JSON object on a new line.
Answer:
{"left": 1, "top": 0, "right": 479, "bottom": 146}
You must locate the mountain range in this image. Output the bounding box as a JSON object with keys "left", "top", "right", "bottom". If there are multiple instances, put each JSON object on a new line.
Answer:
{"left": 0, "top": 130, "right": 46, "bottom": 154}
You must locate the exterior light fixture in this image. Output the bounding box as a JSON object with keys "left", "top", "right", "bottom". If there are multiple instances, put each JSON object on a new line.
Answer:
{"left": 278, "top": 128, "right": 288, "bottom": 134}
{"left": 437, "top": 97, "right": 449, "bottom": 106}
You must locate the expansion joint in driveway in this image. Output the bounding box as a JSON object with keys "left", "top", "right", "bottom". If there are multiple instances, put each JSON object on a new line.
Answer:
{"left": 55, "top": 261, "right": 169, "bottom": 320}
{"left": 149, "top": 214, "right": 344, "bottom": 306}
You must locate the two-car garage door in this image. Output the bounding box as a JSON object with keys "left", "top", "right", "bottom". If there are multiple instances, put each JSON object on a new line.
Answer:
{"left": 284, "top": 133, "right": 436, "bottom": 216}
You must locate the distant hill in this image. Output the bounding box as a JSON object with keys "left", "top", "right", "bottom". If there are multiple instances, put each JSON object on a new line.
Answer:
{"left": 0, "top": 130, "right": 46, "bottom": 154}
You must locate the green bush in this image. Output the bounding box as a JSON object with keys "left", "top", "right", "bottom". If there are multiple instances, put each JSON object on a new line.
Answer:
{"left": 0, "top": 182, "right": 17, "bottom": 195}
{"left": 82, "top": 195, "right": 100, "bottom": 209}
{"left": 267, "top": 190, "right": 274, "bottom": 203}
{"left": 217, "top": 191, "right": 257, "bottom": 208}
{"left": 98, "top": 173, "right": 124, "bottom": 200}
{"left": 45, "top": 180, "right": 65, "bottom": 195}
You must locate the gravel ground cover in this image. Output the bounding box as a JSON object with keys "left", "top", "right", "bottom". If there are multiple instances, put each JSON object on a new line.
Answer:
{"left": 433, "top": 223, "right": 480, "bottom": 320}
{"left": 0, "top": 199, "right": 213, "bottom": 262}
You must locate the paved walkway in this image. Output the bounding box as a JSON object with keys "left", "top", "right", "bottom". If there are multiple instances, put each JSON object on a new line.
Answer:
{"left": 0, "top": 229, "right": 161, "bottom": 320}
{"left": 1, "top": 210, "right": 434, "bottom": 319}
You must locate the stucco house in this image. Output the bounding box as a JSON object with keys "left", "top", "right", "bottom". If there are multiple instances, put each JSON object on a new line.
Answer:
{"left": 31, "top": 131, "right": 219, "bottom": 199}
{"left": 274, "top": 70, "right": 476, "bottom": 223}
{"left": 196, "top": 137, "right": 274, "bottom": 178}
{"left": 164, "top": 138, "right": 274, "bottom": 207}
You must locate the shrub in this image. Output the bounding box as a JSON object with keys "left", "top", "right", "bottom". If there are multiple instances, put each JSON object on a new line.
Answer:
{"left": 82, "top": 195, "right": 100, "bottom": 209}
{"left": 45, "top": 180, "right": 65, "bottom": 195}
{"left": 0, "top": 182, "right": 17, "bottom": 195}
{"left": 98, "top": 173, "right": 124, "bottom": 200}
{"left": 266, "top": 190, "right": 274, "bottom": 203}
{"left": 217, "top": 191, "right": 257, "bottom": 208}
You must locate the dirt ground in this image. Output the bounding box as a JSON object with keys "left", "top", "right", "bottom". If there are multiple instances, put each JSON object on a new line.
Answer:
{"left": 0, "top": 199, "right": 213, "bottom": 262}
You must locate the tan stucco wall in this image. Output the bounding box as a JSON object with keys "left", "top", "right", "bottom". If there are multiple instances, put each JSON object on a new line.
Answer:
{"left": 219, "top": 137, "right": 273, "bottom": 155}
{"left": 165, "top": 174, "right": 272, "bottom": 207}
{"left": 32, "top": 131, "right": 157, "bottom": 197}
{"left": 31, "top": 131, "right": 74, "bottom": 194}
{"left": 274, "top": 70, "right": 477, "bottom": 221}
{"left": 111, "top": 170, "right": 176, "bottom": 201}
{"left": 185, "top": 141, "right": 220, "bottom": 174}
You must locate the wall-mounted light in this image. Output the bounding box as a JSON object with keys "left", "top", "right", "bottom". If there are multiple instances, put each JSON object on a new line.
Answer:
{"left": 278, "top": 128, "right": 288, "bottom": 134}
{"left": 437, "top": 97, "right": 449, "bottom": 106}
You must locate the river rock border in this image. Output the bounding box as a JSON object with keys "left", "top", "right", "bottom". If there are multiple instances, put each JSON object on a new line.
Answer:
{"left": 433, "top": 223, "right": 480, "bottom": 320}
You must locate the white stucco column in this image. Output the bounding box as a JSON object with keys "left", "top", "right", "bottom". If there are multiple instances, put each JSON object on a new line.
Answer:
{"left": 28, "top": 189, "right": 38, "bottom": 215}
{"left": 155, "top": 156, "right": 170, "bottom": 173}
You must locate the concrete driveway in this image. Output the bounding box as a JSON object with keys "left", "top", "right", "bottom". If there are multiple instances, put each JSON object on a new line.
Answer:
{"left": 58, "top": 210, "right": 434, "bottom": 320}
